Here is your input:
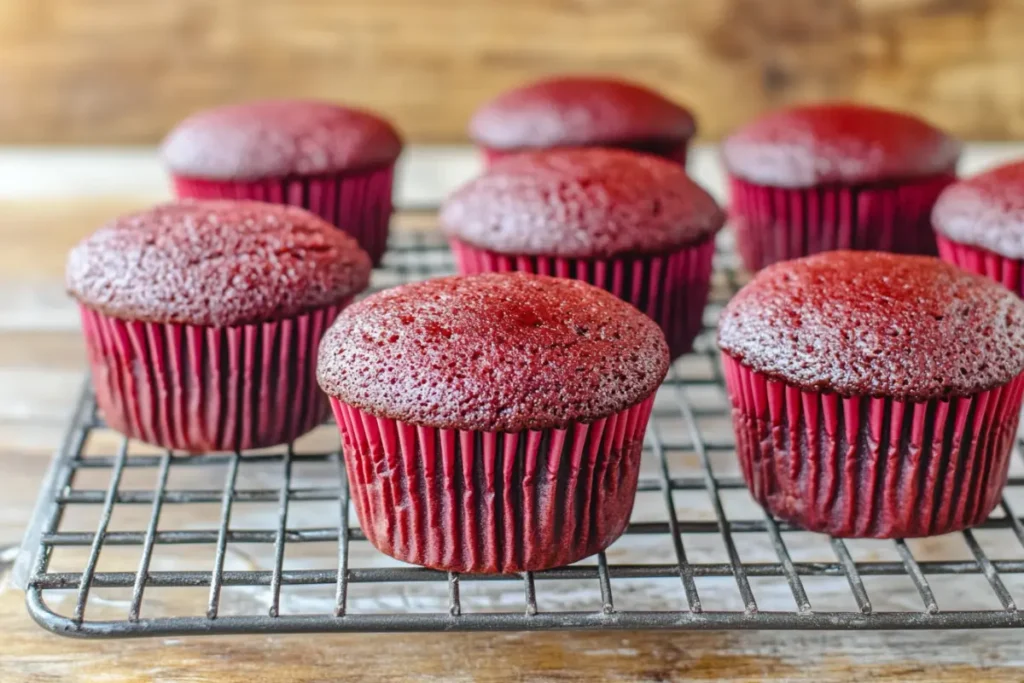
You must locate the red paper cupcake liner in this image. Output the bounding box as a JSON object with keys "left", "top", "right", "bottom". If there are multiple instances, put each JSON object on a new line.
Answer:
{"left": 172, "top": 165, "right": 395, "bottom": 266}
{"left": 728, "top": 173, "right": 955, "bottom": 271}
{"left": 80, "top": 303, "right": 346, "bottom": 453}
{"left": 330, "top": 395, "right": 656, "bottom": 573}
{"left": 481, "top": 140, "right": 689, "bottom": 166}
{"left": 721, "top": 353, "right": 1024, "bottom": 538}
{"left": 937, "top": 235, "right": 1024, "bottom": 297}
{"left": 450, "top": 238, "right": 715, "bottom": 360}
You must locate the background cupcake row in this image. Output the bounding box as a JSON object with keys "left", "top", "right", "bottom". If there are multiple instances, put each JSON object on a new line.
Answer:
{"left": 158, "top": 76, "right": 1024, "bottom": 301}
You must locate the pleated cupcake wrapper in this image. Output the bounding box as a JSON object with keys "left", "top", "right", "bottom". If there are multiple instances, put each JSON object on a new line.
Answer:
{"left": 331, "top": 396, "right": 655, "bottom": 573}
{"left": 80, "top": 303, "right": 346, "bottom": 453}
{"left": 481, "top": 140, "right": 689, "bottom": 166}
{"left": 721, "top": 353, "right": 1024, "bottom": 538}
{"left": 450, "top": 238, "right": 715, "bottom": 360}
{"left": 937, "top": 235, "right": 1024, "bottom": 298}
{"left": 172, "top": 165, "right": 395, "bottom": 265}
{"left": 728, "top": 173, "right": 955, "bottom": 271}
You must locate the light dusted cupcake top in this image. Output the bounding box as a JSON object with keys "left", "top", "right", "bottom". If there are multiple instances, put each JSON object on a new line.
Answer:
{"left": 318, "top": 272, "right": 669, "bottom": 431}
{"left": 68, "top": 201, "right": 371, "bottom": 326}
{"left": 441, "top": 149, "right": 723, "bottom": 258}
{"left": 161, "top": 100, "right": 402, "bottom": 180}
{"left": 719, "top": 251, "right": 1024, "bottom": 400}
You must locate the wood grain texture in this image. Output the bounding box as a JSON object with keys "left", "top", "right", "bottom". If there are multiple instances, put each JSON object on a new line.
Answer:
{"left": 2, "top": 587, "right": 1024, "bottom": 682}
{"left": 0, "top": 0, "right": 1023, "bottom": 144}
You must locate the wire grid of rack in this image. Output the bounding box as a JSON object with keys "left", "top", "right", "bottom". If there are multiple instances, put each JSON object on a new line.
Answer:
{"left": 18, "top": 227, "right": 1024, "bottom": 637}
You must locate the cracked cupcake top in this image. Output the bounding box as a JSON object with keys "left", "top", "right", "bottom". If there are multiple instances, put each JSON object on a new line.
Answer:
{"left": 317, "top": 272, "right": 670, "bottom": 431}
{"left": 67, "top": 200, "right": 371, "bottom": 326}
{"left": 718, "top": 251, "right": 1024, "bottom": 400}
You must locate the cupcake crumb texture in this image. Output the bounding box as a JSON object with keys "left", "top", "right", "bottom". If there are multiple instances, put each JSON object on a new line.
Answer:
{"left": 441, "top": 148, "right": 723, "bottom": 258}
{"left": 317, "top": 272, "right": 670, "bottom": 431}
{"left": 67, "top": 200, "right": 372, "bottom": 327}
{"left": 718, "top": 251, "right": 1024, "bottom": 400}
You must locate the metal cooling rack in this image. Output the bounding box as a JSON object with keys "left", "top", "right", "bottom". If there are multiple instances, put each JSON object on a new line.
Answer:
{"left": 18, "top": 227, "right": 1024, "bottom": 637}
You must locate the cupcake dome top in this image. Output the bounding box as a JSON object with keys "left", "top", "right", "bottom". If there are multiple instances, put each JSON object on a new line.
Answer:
{"left": 67, "top": 200, "right": 371, "bottom": 327}
{"left": 440, "top": 149, "right": 724, "bottom": 258}
{"left": 933, "top": 161, "right": 1024, "bottom": 259}
{"left": 161, "top": 100, "right": 403, "bottom": 180}
{"left": 317, "top": 272, "right": 670, "bottom": 431}
{"left": 722, "top": 103, "right": 960, "bottom": 188}
{"left": 718, "top": 251, "right": 1024, "bottom": 400}
{"left": 469, "top": 76, "right": 696, "bottom": 151}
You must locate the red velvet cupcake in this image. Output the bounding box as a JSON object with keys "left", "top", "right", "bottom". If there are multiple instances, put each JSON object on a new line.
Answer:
{"left": 719, "top": 251, "right": 1024, "bottom": 538}
{"left": 161, "top": 100, "right": 402, "bottom": 265}
{"left": 67, "top": 200, "right": 371, "bottom": 453}
{"left": 933, "top": 160, "right": 1024, "bottom": 296}
{"left": 317, "top": 273, "right": 668, "bottom": 573}
{"left": 469, "top": 76, "right": 696, "bottom": 165}
{"left": 441, "top": 149, "right": 724, "bottom": 359}
{"left": 723, "top": 103, "right": 960, "bottom": 271}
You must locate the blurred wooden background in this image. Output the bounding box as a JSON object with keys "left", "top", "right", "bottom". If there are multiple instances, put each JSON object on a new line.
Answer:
{"left": 0, "top": 0, "right": 1022, "bottom": 145}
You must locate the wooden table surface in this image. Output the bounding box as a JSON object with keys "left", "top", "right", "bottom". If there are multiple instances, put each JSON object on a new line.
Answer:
{"left": 4, "top": 0, "right": 1024, "bottom": 146}
{"left": 3, "top": 149, "right": 1024, "bottom": 681}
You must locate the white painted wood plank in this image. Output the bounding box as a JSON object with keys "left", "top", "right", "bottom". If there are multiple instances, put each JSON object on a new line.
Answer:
{"left": 3, "top": 143, "right": 1023, "bottom": 205}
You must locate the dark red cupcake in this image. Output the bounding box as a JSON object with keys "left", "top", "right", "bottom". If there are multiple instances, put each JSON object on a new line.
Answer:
{"left": 67, "top": 200, "right": 371, "bottom": 453}
{"left": 723, "top": 103, "right": 960, "bottom": 271}
{"left": 469, "top": 76, "right": 696, "bottom": 165}
{"left": 719, "top": 251, "right": 1024, "bottom": 538}
{"left": 933, "top": 160, "right": 1024, "bottom": 296}
{"left": 441, "top": 149, "right": 724, "bottom": 359}
{"left": 317, "top": 273, "right": 668, "bottom": 573}
{"left": 161, "top": 100, "right": 402, "bottom": 265}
